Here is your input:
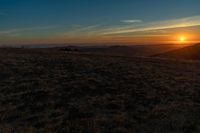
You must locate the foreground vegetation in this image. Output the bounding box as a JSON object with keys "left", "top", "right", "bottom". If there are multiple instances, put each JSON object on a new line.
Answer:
{"left": 0, "top": 48, "right": 200, "bottom": 133}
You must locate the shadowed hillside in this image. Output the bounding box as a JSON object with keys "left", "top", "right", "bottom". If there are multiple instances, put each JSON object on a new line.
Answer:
{"left": 154, "top": 43, "right": 200, "bottom": 60}
{"left": 0, "top": 48, "right": 200, "bottom": 132}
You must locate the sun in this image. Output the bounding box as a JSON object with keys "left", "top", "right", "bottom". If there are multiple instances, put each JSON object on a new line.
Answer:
{"left": 179, "top": 36, "right": 186, "bottom": 42}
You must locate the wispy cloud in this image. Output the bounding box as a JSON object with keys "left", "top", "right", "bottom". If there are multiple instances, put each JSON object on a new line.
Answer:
{"left": 121, "top": 19, "right": 143, "bottom": 23}
{"left": 55, "top": 16, "right": 200, "bottom": 43}
{"left": 0, "top": 26, "right": 58, "bottom": 35}
{"left": 103, "top": 16, "right": 200, "bottom": 35}
{"left": 60, "top": 24, "right": 102, "bottom": 37}
{"left": 76, "top": 25, "right": 101, "bottom": 31}
{"left": 2, "top": 16, "right": 200, "bottom": 44}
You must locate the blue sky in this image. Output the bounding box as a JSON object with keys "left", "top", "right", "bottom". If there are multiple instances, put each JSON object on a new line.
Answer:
{"left": 0, "top": 0, "right": 200, "bottom": 45}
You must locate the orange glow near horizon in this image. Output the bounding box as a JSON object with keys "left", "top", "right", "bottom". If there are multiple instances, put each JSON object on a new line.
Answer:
{"left": 173, "top": 34, "right": 191, "bottom": 44}
{"left": 1, "top": 31, "right": 200, "bottom": 45}
{"left": 179, "top": 36, "right": 186, "bottom": 43}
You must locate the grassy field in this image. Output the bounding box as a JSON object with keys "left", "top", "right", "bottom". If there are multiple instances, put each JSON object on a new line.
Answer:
{"left": 0, "top": 48, "right": 200, "bottom": 133}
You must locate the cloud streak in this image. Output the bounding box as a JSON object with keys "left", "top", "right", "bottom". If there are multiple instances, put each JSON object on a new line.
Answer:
{"left": 0, "top": 26, "right": 58, "bottom": 35}
{"left": 121, "top": 19, "right": 143, "bottom": 23}
{"left": 2, "top": 16, "right": 200, "bottom": 44}
{"left": 102, "top": 16, "right": 200, "bottom": 35}
{"left": 54, "top": 16, "right": 200, "bottom": 44}
{"left": 60, "top": 24, "right": 103, "bottom": 37}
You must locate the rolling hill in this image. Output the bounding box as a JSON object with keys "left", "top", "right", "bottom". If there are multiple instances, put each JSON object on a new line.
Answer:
{"left": 154, "top": 43, "right": 200, "bottom": 60}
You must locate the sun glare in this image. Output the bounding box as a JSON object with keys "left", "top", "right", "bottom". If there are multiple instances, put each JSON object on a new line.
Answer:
{"left": 179, "top": 36, "right": 186, "bottom": 43}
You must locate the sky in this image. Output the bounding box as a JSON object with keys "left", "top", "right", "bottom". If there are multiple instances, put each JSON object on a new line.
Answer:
{"left": 0, "top": 0, "right": 200, "bottom": 45}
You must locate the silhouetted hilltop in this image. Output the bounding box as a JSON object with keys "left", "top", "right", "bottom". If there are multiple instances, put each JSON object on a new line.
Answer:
{"left": 154, "top": 43, "right": 200, "bottom": 60}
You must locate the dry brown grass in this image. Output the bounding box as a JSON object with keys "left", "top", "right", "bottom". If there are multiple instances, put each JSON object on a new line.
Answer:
{"left": 0, "top": 48, "right": 200, "bottom": 133}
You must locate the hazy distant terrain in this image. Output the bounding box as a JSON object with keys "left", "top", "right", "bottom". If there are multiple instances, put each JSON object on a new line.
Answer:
{"left": 61, "top": 44, "right": 188, "bottom": 57}
{"left": 0, "top": 48, "right": 200, "bottom": 132}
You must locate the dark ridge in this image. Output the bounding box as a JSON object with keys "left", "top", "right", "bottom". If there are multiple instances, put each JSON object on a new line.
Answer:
{"left": 153, "top": 43, "right": 200, "bottom": 60}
